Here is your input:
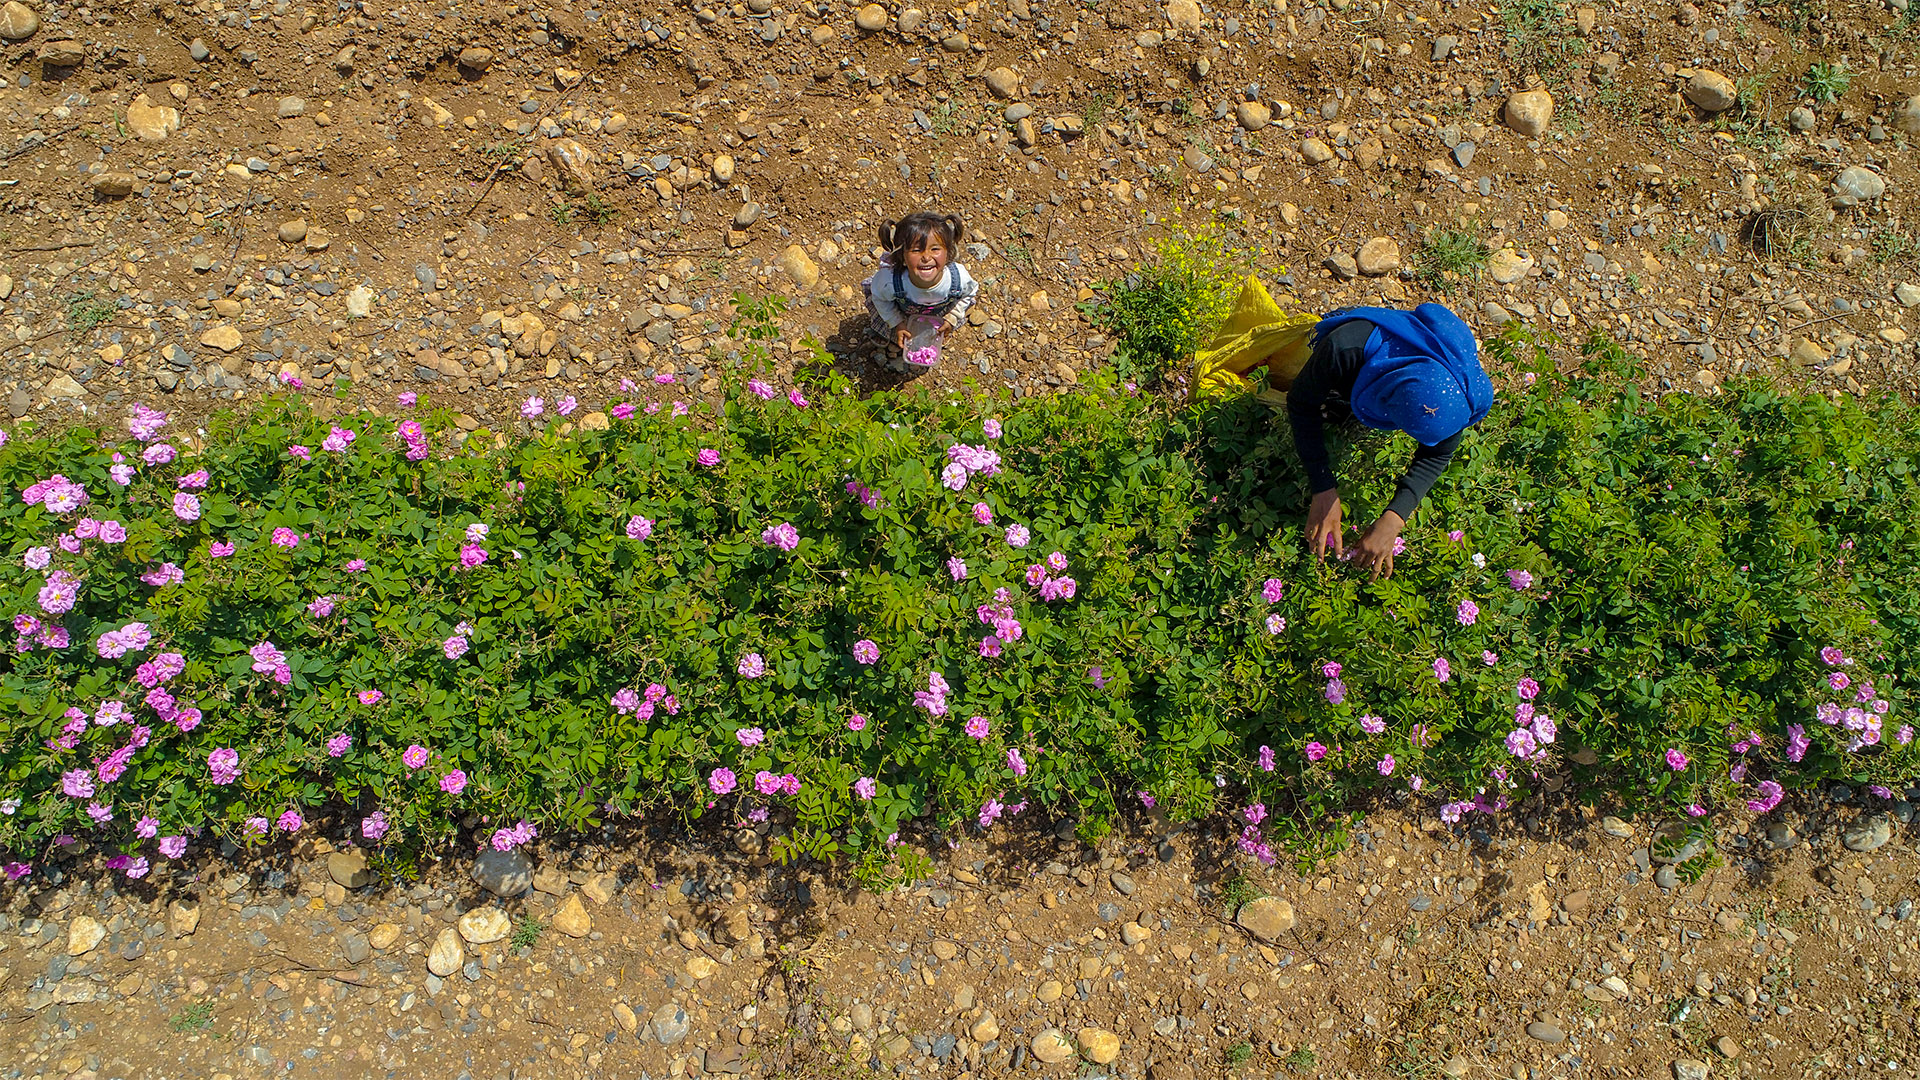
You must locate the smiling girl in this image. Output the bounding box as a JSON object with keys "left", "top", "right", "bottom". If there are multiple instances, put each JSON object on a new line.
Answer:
{"left": 863, "top": 212, "right": 980, "bottom": 372}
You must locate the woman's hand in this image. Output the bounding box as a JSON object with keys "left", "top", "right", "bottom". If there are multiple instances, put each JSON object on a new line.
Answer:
{"left": 1352, "top": 511, "right": 1406, "bottom": 578}
{"left": 1306, "top": 489, "right": 1343, "bottom": 562}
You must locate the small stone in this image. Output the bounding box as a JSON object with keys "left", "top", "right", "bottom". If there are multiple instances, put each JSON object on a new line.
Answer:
{"left": 1601, "top": 816, "right": 1634, "bottom": 839}
{"left": 1843, "top": 814, "right": 1892, "bottom": 853}
{"left": 276, "top": 96, "right": 306, "bottom": 118}
{"left": 1036, "top": 979, "right": 1063, "bottom": 1003}
{"left": 970, "top": 1009, "right": 1000, "bottom": 1042}
{"left": 1685, "top": 71, "right": 1738, "bottom": 113}
{"left": 0, "top": 0, "right": 40, "bottom": 40}
{"left": 90, "top": 173, "right": 136, "bottom": 198}
{"left": 472, "top": 848, "right": 533, "bottom": 897}
{"left": 125, "top": 94, "right": 181, "bottom": 142}
{"left": 1323, "top": 253, "right": 1359, "bottom": 280}
{"left": 345, "top": 284, "right": 375, "bottom": 318}
{"left": 1164, "top": 0, "right": 1202, "bottom": 32}
{"left": 774, "top": 245, "right": 821, "bottom": 290}
{"left": 1235, "top": 897, "right": 1295, "bottom": 941}
{"left": 1029, "top": 290, "right": 1052, "bottom": 313}
{"left": 67, "top": 916, "right": 106, "bottom": 957}
{"left": 551, "top": 893, "right": 592, "bottom": 937}
{"left": 1077, "top": 1028, "right": 1121, "bottom": 1064}
{"left": 1121, "top": 921, "right": 1152, "bottom": 946}
{"left": 1894, "top": 94, "right": 1920, "bottom": 136}
{"left": 1432, "top": 35, "right": 1457, "bottom": 61}
{"left": 1673, "top": 1060, "right": 1711, "bottom": 1080}
{"left": 1235, "top": 101, "right": 1271, "bottom": 131}
{"left": 1031, "top": 1029, "right": 1075, "bottom": 1064}
{"left": 1488, "top": 248, "right": 1534, "bottom": 284}
{"left": 854, "top": 3, "right": 888, "bottom": 31}
{"left": 532, "top": 866, "right": 570, "bottom": 896}
{"left": 277, "top": 219, "right": 309, "bottom": 244}
{"left": 712, "top": 154, "right": 736, "bottom": 183}
{"left": 581, "top": 872, "right": 619, "bottom": 904}
{"left": 1712, "top": 1036, "right": 1741, "bottom": 1060}
{"left": 457, "top": 907, "right": 511, "bottom": 945}
{"left": 1357, "top": 237, "right": 1402, "bottom": 276}
{"left": 43, "top": 374, "right": 87, "bottom": 399}
{"left": 686, "top": 955, "right": 717, "bottom": 980}
{"left": 984, "top": 67, "right": 1020, "bottom": 99}
{"left": 1505, "top": 89, "right": 1554, "bottom": 137}
{"left": 38, "top": 39, "right": 84, "bottom": 66}
{"left": 1833, "top": 166, "right": 1885, "bottom": 203}
{"left": 1301, "top": 138, "right": 1334, "bottom": 164}
{"left": 326, "top": 852, "right": 374, "bottom": 888}
{"left": 169, "top": 901, "right": 200, "bottom": 938}
{"left": 427, "top": 928, "right": 465, "bottom": 978}
{"left": 613, "top": 1002, "right": 638, "bottom": 1034}
{"left": 1575, "top": 5, "right": 1596, "bottom": 33}
{"left": 368, "top": 924, "right": 402, "bottom": 951}
{"left": 1788, "top": 106, "right": 1817, "bottom": 132}
{"left": 1526, "top": 1021, "right": 1566, "bottom": 1044}
{"left": 547, "top": 139, "right": 595, "bottom": 194}
{"left": 457, "top": 46, "right": 493, "bottom": 71}
{"left": 651, "top": 1003, "right": 691, "bottom": 1046}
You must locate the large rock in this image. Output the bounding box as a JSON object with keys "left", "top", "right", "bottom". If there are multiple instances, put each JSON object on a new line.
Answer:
{"left": 1685, "top": 71, "right": 1738, "bottom": 113}
{"left": 1895, "top": 282, "right": 1920, "bottom": 308}
{"left": 1894, "top": 94, "right": 1920, "bottom": 136}
{"left": 67, "top": 916, "right": 106, "bottom": 956}
{"left": 551, "top": 893, "right": 592, "bottom": 938}
{"left": 1843, "top": 814, "right": 1892, "bottom": 853}
{"left": 1078, "top": 1028, "right": 1122, "bottom": 1064}
{"left": 984, "top": 66, "right": 1020, "bottom": 99}
{"left": 0, "top": 1, "right": 39, "bottom": 40}
{"left": 1031, "top": 1029, "right": 1075, "bottom": 1064}
{"left": 472, "top": 847, "right": 533, "bottom": 897}
{"left": 327, "top": 851, "right": 374, "bottom": 888}
{"left": 90, "top": 173, "right": 135, "bottom": 198}
{"left": 1235, "top": 896, "right": 1296, "bottom": 941}
{"left": 457, "top": 46, "right": 493, "bottom": 72}
{"left": 126, "top": 94, "right": 181, "bottom": 142}
{"left": 427, "top": 928, "right": 465, "bottom": 977}
{"left": 1234, "top": 101, "right": 1271, "bottom": 131}
{"left": 1833, "top": 166, "right": 1885, "bottom": 203}
{"left": 652, "top": 1002, "right": 691, "bottom": 1046}
{"left": 200, "top": 325, "right": 243, "bottom": 353}
{"left": 1300, "top": 138, "right": 1334, "bottom": 164}
{"left": 1164, "top": 0, "right": 1202, "bottom": 32}
{"left": 38, "top": 39, "right": 84, "bottom": 66}
{"left": 457, "top": 906, "right": 511, "bottom": 944}
{"left": 853, "top": 3, "right": 888, "bottom": 31}
{"left": 774, "top": 245, "right": 821, "bottom": 290}
{"left": 1488, "top": 247, "right": 1535, "bottom": 284}
{"left": 1505, "top": 89, "right": 1554, "bottom": 136}
{"left": 1357, "top": 237, "right": 1402, "bottom": 276}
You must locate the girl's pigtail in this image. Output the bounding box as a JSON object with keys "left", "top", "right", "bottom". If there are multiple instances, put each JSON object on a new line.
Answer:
{"left": 943, "top": 214, "right": 966, "bottom": 248}
{"left": 876, "top": 220, "right": 898, "bottom": 260}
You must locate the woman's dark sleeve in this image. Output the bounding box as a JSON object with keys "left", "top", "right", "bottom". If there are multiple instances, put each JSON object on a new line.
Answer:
{"left": 1286, "top": 322, "right": 1371, "bottom": 495}
{"left": 1385, "top": 431, "right": 1461, "bottom": 520}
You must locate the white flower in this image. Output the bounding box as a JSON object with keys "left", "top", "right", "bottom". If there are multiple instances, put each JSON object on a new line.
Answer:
{"left": 1471, "top": 552, "right": 1487, "bottom": 569}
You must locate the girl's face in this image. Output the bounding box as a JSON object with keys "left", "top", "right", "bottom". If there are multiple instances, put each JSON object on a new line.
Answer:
{"left": 904, "top": 236, "right": 949, "bottom": 287}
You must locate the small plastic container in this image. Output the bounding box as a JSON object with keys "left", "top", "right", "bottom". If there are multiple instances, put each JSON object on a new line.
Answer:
{"left": 903, "top": 317, "right": 942, "bottom": 367}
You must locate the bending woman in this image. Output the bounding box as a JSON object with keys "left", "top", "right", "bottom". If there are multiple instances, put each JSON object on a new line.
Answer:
{"left": 1287, "top": 303, "right": 1493, "bottom": 577}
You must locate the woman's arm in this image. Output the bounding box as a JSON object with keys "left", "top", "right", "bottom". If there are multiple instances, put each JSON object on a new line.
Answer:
{"left": 1386, "top": 431, "right": 1462, "bottom": 521}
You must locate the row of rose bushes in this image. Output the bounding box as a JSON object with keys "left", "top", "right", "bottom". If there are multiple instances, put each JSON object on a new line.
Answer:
{"left": 0, "top": 339, "right": 1915, "bottom": 884}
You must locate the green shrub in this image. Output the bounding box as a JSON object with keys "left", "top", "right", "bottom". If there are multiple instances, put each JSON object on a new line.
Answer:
{"left": 1081, "top": 225, "right": 1258, "bottom": 383}
{"left": 0, "top": 332, "right": 1915, "bottom": 886}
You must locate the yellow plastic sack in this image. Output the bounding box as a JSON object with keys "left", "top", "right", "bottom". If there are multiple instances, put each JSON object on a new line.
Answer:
{"left": 1190, "top": 276, "right": 1320, "bottom": 402}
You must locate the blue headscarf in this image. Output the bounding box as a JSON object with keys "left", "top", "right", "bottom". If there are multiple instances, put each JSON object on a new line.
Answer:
{"left": 1316, "top": 304, "right": 1493, "bottom": 446}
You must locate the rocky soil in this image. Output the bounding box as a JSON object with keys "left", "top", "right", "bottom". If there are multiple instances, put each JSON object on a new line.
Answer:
{"left": 2, "top": 796, "right": 1917, "bottom": 1080}
{"left": 0, "top": 0, "right": 1915, "bottom": 434}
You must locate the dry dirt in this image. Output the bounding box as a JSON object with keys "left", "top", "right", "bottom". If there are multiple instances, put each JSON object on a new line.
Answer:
{"left": 2, "top": 798, "right": 1917, "bottom": 1080}
{"left": 0, "top": 0, "right": 1915, "bottom": 438}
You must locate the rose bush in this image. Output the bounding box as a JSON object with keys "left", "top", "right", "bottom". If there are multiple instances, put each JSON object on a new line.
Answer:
{"left": 0, "top": 330, "right": 1914, "bottom": 885}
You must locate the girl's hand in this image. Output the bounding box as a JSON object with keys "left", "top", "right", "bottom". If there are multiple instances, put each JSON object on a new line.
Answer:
{"left": 939, "top": 317, "right": 957, "bottom": 339}
{"left": 894, "top": 326, "right": 912, "bottom": 350}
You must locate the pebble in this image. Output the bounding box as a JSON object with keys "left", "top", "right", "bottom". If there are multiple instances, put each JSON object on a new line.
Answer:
{"left": 984, "top": 67, "right": 1020, "bottom": 99}
{"left": 1357, "top": 238, "right": 1402, "bottom": 276}
{"left": 551, "top": 893, "right": 593, "bottom": 937}
{"left": 1685, "top": 71, "right": 1738, "bottom": 113}
{"left": 651, "top": 1003, "right": 691, "bottom": 1046}
{"left": 1235, "top": 897, "right": 1295, "bottom": 941}
{"left": 38, "top": 39, "right": 83, "bottom": 66}
{"left": 1525, "top": 1021, "right": 1566, "bottom": 1044}
{"left": 1036, "top": 979, "right": 1063, "bottom": 1003}
{"left": 1895, "top": 93, "right": 1920, "bottom": 135}
{"left": 1672, "top": 1060, "right": 1711, "bottom": 1080}
{"left": 1121, "top": 921, "right": 1152, "bottom": 946}
{"left": 1030, "top": 1029, "right": 1075, "bottom": 1064}
{"left": 1077, "top": 1027, "right": 1121, "bottom": 1064}
{"left": 1301, "top": 138, "right": 1334, "bottom": 165}
{"left": 1842, "top": 814, "right": 1892, "bottom": 852}
{"left": 327, "top": 852, "right": 374, "bottom": 889}
{"left": 457, "top": 907, "right": 511, "bottom": 945}
{"left": 854, "top": 3, "right": 888, "bottom": 31}
{"left": 427, "top": 928, "right": 465, "bottom": 977}
{"left": 1833, "top": 166, "right": 1885, "bottom": 204}
{"left": 1505, "top": 90, "right": 1554, "bottom": 137}
{"left": 970, "top": 1011, "right": 999, "bottom": 1043}
{"left": 67, "top": 916, "right": 105, "bottom": 957}
{"left": 457, "top": 46, "right": 493, "bottom": 71}
{"left": 1234, "top": 101, "right": 1271, "bottom": 131}
{"left": 0, "top": 0, "right": 39, "bottom": 40}
{"left": 276, "top": 96, "right": 306, "bottom": 118}
{"left": 472, "top": 848, "right": 533, "bottom": 897}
